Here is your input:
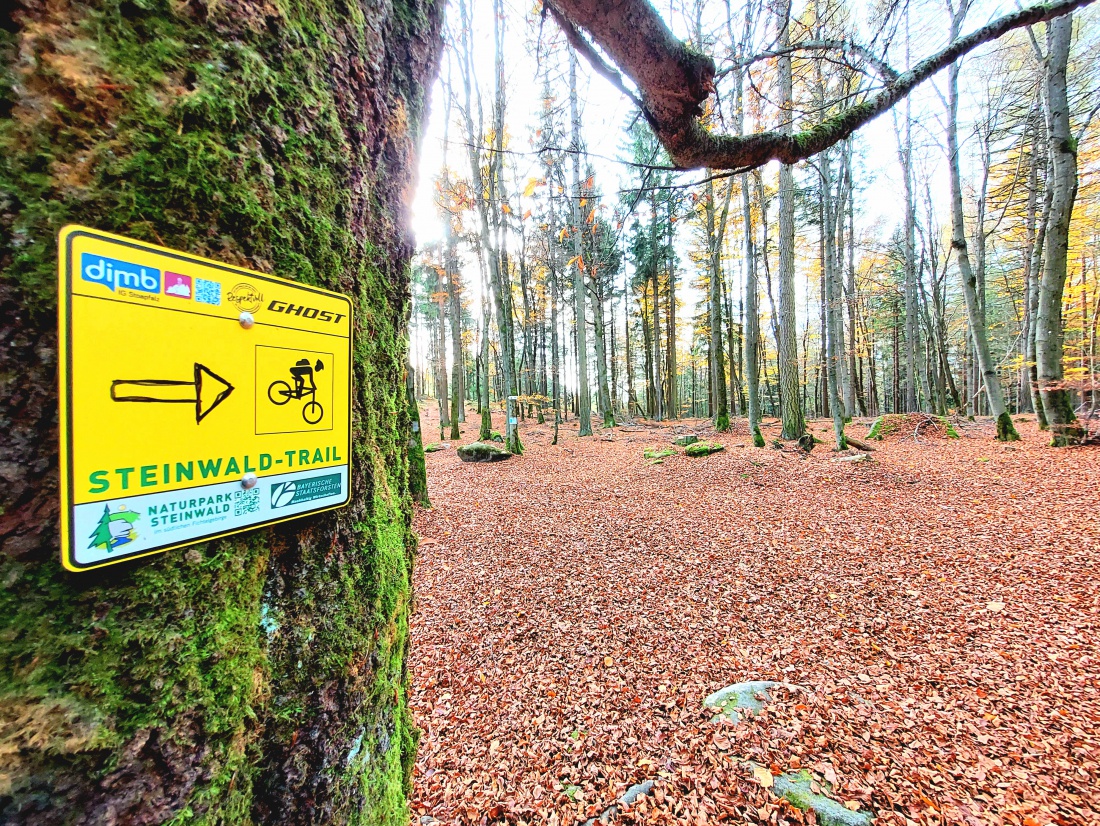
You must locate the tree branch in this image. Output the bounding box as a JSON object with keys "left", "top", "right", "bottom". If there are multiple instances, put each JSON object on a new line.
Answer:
{"left": 719, "top": 39, "right": 899, "bottom": 82}
{"left": 548, "top": 0, "right": 1097, "bottom": 170}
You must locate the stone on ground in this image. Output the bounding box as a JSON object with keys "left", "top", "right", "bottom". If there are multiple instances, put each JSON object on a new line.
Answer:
{"left": 703, "top": 680, "right": 776, "bottom": 723}
{"left": 457, "top": 442, "right": 511, "bottom": 463}
{"left": 761, "top": 766, "right": 874, "bottom": 826}
{"left": 685, "top": 441, "right": 725, "bottom": 457}
{"left": 674, "top": 434, "right": 699, "bottom": 446}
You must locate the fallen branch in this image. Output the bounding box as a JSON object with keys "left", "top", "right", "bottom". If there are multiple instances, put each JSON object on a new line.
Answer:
{"left": 844, "top": 435, "right": 877, "bottom": 452}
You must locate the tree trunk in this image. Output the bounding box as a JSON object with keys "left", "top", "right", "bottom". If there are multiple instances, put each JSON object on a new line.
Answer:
{"left": 665, "top": 198, "right": 678, "bottom": 419}
{"left": 745, "top": 172, "right": 764, "bottom": 446}
{"left": 944, "top": 15, "right": 1018, "bottom": 440}
{"left": 1036, "top": 12, "right": 1083, "bottom": 445}
{"left": 706, "top": 178, "right": 730, "bottom": 431}
{"left": 822, "top": 150, "right": 847, "bottom": 449}
{"left": 775, "top": 0, "right": 803, "bottom": 440}
{"left": 898, "top": 107, "right": 921, "bottom": 412}
{"left": 0, "top": 1, "right": 441, "bottom": 823}
{"left": 435, "top": 274, "right": 451, "bottom": 429}
{"left": 568, "top": 51, "right": 592, "bottom": 436}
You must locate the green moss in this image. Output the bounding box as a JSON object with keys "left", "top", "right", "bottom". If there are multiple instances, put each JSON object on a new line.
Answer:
{"left": 643, "top": 447, "right": 677, "bottom": 460}
{"left": 685, "top": 441, "right": 725, "bottom": 457}
{"left": 940, "top": 416, "right": 960, "bottom": 439}
{"left": 866, "top": 416, "right": 886, "bottom": 440}
{"left": 994, "top": 411, "right": 1020, "bottom": 442}
{"left": 751, "top": 425, "right": 765, "bottom": 448}
{"left": 0, "top": 538, "right": 270, "bottom": 821}
{"left": 715, "top": 412, "right": 730, "bottom": 432}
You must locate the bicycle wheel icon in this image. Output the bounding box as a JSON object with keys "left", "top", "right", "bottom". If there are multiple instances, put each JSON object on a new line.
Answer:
{"left": 303, "top": 400, "right": 324, "bottom": 425}
{"left": 268, "top": 380, "right": 292, "bottom": 406}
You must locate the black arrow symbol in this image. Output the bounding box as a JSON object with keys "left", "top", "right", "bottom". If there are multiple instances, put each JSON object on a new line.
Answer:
{"left": 110, "top": 363, "right": 235, "bottom": 424}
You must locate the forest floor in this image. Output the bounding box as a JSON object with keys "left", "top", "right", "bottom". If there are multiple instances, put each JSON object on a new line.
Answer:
{"left": 407, "top": 405, "right": 1099, "bottom": 826}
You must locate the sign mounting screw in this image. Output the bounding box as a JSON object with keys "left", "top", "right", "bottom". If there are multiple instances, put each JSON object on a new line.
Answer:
{"left": 241, "top": 473, "right": 258, "bottom": 490}
{"left": 239, "top": 311, "right": 255, "bottom": 329}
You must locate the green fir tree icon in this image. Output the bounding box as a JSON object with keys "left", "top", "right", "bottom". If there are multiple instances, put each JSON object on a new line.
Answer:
{"left": 88, "top": 504, "right": 139, "bottom": 551}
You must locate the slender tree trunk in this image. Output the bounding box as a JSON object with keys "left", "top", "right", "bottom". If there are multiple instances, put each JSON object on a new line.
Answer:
{"left": 945, "top": 18, "right": 1018, "bottom": 440}
{"left": 1036, "top": 13, "right": 1083, "bottom": 445}
{"left": 745, "top": 172, "right": 764, "bottom": 445}
{"left": 568, "top": 51, "right": 592, "bottom": 436}
{"left": 665, "top": 199, "right": 678, "bottom": 418}
{"left": 707, "top": 177, "right": 730, "bottom": 430}
{"left": 822, "top": 150, "right": 847, "bottom": 448}
{"left": 592, "top": 273, "right": 614, "bottom": 428}
{"left": 897, "top": 107, "right": 921, "bottom": 412}
{"left": 776, "top": 0, "right": 803, "bottom": 439}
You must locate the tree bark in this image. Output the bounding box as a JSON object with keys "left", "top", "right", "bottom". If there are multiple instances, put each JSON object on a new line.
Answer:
{"left": 1036, "top": 12, "right": 1083, "bottom": 445}
{"left": 776, "top": 0, "right": 804, "bottom": 440}
{"left": 706, "top": 178, "right": 730, "bottom": 430}
{"left": 944, "top": 5, "right": 1018, "bottom": 440}
{"left": 568, "top": 51, "right": 593, "bottom": 436}
{"left": 0, "top": 0, "right": 441, "bottom": 823}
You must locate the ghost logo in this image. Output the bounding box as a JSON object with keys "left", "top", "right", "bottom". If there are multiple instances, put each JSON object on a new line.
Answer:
{"left": 227, "top": 283, "right": 263, "bottom": 313}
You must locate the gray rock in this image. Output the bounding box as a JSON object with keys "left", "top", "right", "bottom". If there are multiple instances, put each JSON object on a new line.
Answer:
{"left": 619, "top": 779, "right": 654, "bottom": 805}
{"left": 580, "top": 779, "right": 655, "bottom": 826}
{"left": 674, "top": 434, "right": 699, "bottom": 446}
{"left": 456, "top": 441, "right": 512, "bottom": 463}
{"left": 757, "top": 765, "right": 874, "bottom": 826}
{"left": 703, "top": 680, "right": 777, "bottom": 723}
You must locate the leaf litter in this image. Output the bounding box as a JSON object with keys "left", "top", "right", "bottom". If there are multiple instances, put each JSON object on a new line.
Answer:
{"left": 409, "top": 411, "right": 1099, "bottom": 825}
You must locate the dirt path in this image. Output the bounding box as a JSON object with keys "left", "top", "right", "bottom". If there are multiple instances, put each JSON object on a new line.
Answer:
{"left": 408, "top": 409, "right": 1099, "bottom": 825}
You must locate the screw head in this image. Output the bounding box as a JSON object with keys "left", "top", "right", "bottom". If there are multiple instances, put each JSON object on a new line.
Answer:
{"left": 239, "top": 312, "right": 255, "bottom": 329}
{"left": 241, "top": 473, "right": 258, "bottom": 489}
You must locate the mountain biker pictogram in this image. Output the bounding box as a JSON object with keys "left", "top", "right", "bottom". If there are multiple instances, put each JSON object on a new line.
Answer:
{"left": 267, "top": 358, "right": 325, "bottom": 424}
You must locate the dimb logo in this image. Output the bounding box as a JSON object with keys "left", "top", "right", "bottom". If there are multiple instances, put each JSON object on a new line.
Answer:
{"left": 227, "top": 283, "right": 263, "bottom": 313}
{"left": 88, "top": 504, "right": 139, "bottom": 552}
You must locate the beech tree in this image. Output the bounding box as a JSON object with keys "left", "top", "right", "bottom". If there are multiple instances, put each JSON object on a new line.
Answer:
{"left": 0, "top": 0, "right": 441, "bottom": 823}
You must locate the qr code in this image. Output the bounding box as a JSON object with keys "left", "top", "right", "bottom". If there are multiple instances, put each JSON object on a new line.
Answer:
{"left": 195, "top": 278, "right": 221, "bottom": 305}
{"left": 234, "top": 487, "right": 260, "bottom": 516}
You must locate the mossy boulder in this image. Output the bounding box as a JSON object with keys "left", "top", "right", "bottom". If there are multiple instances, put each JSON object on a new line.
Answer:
{"left": 423, "top": 442, "right": 444, "bottom": 453}
{"left": 685, "top": 441, "right": 725, "bottom": 457}
{"left": 704, "top": 680, "right": 776, "bottom": 723}
{"left": 643, "top": 446, "right": 677, "bottom": 461}
{"left": 674, "top": 434, "right": 699, "bottom": 446}
{"left": 489, "top": 430, "right": 504, "bottom": 443}
{"left": 755, "top": 765, "right": 874, "bottom": 826}
{"left": 457, "top": 442, "right": 512, "bottom": 463}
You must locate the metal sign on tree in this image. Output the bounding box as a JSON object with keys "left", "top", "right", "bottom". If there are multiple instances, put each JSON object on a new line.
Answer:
{"left": 58, "top": 226, "right": 353, "bottom": 571}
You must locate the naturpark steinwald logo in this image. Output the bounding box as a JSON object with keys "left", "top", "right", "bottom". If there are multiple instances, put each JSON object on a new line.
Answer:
{"left": 88, "top": 504, "right": 139, "bottom": 552}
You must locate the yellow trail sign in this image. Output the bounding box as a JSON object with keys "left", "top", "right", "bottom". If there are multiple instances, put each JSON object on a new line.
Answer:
{"left": 59, "top": 226, "right": 353, "bottom": 571}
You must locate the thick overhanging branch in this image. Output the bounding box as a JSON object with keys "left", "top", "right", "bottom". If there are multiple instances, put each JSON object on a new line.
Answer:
{"left": 547, "top": 0, "right": 1098, "bottom": 170}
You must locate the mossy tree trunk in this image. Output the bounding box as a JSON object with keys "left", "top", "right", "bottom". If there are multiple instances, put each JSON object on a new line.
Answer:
{"left": 0, "top": 0, "right": 442, "bottom": 823}
{"left": 1036, "top": 12, "right": 1083, "bottom": 447}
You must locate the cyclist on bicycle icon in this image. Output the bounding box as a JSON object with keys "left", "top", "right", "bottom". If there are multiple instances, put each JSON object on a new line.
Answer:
{"left": 269, "top": 358, "right": 325, "bottom": 424}
{"left": 290, "top": 358, "right": 320, "bottom": 396}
